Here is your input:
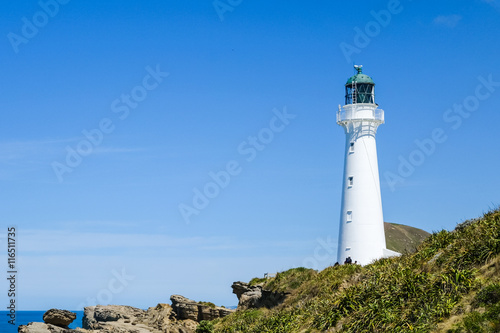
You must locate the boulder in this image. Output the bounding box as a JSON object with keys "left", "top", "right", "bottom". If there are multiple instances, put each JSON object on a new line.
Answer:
{"left": 231, "top": 281, "right": 288, "bottom": 310}
{"left": 82, "top": 305, "right": 149, "bottom": 331}
{"left": 18, "top": 322, "right": 84, "bottom": 333}
{"left": 94, "top": 305, "right": 145, "bottom": 323}
{"left": 232, "top": 282, "right": 262, "bottom": 309}
{"left": 18, "top": 322, "right": 53, "bottom": 333}
{"left": 168, "top": 319, "right": 198, "bottom": 333}
{"left": 142, "top": 303, "right": 173, "bottom": 331}
{"left": 82, "top": 306, "right": 97, "bottom": 330}
{"left": 170, "top": 295, "right": 199, "bottom": 321}
{"left": 81, "top": 303, "right": 205, "bottom": 333}
{"left": 42, "top": 309, "right": 77, "bottom": 328}
{"left": 170, "top": 295, "right": 234, "bottom": 322}
{"left": 218, "top": 307, "right": 234, "bottom": 317}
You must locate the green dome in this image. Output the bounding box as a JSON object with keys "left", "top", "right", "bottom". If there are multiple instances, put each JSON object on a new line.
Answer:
{"left": 345, "top": 66, "right": 375, "bottom": 85}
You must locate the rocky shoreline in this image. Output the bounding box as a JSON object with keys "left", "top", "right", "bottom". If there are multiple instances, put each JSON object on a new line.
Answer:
{"left": 19, "top": 281, "right": 286, "bottom": 333}
{"left": 19, "top": 295, "right": 232, "bottom": 333}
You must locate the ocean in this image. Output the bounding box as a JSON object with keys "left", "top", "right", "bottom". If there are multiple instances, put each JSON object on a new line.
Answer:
{"left": 0, "top": 311, "right": 84, "bottom": 333}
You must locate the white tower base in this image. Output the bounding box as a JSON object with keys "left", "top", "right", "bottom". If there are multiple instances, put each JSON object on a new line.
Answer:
{"left": 337, "top": 103, "right": 398, "bottom": 266}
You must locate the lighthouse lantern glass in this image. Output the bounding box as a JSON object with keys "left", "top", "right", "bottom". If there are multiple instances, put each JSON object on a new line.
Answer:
{"left": 345, "top": 83, "right": 375, "bottom": 105}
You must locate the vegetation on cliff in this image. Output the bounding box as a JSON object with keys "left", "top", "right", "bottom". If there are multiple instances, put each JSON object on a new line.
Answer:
{"left": 384, "top": 222, "right": 431, "bottom": 254}
{"left": 208, "top": 208, "right": 500, "bottom": 332}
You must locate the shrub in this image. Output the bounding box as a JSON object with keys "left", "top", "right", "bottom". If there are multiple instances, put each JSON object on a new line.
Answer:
{"left": 198, "top": 301, "right": 216, "bottom": 308}
{"left": 473, "top": 283, "right": 500, "bottom": 307}
{"left": 264, "top": 267, "right": 316, "bottom": 292}
{"left": 249, "top": 277, "right": 266, "bottom": 286}
{"left": 213, "top": 209, "right": 500, "bottom": 332}
{"left": 196, "top": 320, "right": 214, "bottom": 333}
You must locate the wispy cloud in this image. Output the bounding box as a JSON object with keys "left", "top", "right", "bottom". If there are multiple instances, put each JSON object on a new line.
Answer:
{"left": 57, "top": 220, "right": 142, "bottom": 230}
{"left": 0, "top": 138, "right": 145, "bottom": 181}
{"left": 0, "top": 139, "right": 144, "bottom": 162}
{"left": 433, "top": 14, "right": 462, "bottom": 28}
{"left": 17, "top": 229, "right": 205, "bottom": 254}
{"left": 92, "top": 147, "right": 146, "bottom": 154}
{"left": 0, "top": 139, "right": 71, "bottom": 181}
{"left": 10, "top": 228, "right": 314, "bottom": 257}
{"left": 0, "top": 139, "right": 71, "bottom": 163}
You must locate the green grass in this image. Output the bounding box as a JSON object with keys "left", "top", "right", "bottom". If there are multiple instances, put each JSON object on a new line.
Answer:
{"left": 447, "top": 282, "right": 500, "bottom": 333}
{"left": 196, "top": 320, "right": 215, "bottom": 333}
{"left": 261, "top": 267, "right": 316, "bottom": 293}
{"left": 385, "top": 222, "right": 431, "bottom": 254}
{"left": 198, "top": 301, "right": 217, "bottom": 308}
{"left": 213, "top": 208, "right": 500, "bottom": 333}
{"left": 248, "top": 277, "right": 267, "bottom": 286}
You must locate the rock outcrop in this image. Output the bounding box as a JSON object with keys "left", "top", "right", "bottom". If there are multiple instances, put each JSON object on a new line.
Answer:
{"left": 141, "top": 303, "right": 174, "bottom": 331}
{"left": 43, "top": 309, "right": 77, "bottom": 328}
{"left": 232, "top": 281, "right": 288, "bottom": 310}
{"left": 19, "top": 309, "right": 81, "bottom": 333}
{"left": 82, "top": 304, "right": 146, "bottom": 330}
{"left": 170, "top": 295, "right": 234, "bottom": 322}
{"left": 19, "top": 296, "right": 234, "bottom": 333}
{"left": 82, "top": 303, "right": 198, "bottom": 333}
{"left": 19, "top": 322, "right": 84, "bottom": 333}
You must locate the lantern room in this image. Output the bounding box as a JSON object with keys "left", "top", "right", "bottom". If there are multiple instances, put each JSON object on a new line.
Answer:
{"left": 345, "top": 65, "right": 375, "bottom": 105}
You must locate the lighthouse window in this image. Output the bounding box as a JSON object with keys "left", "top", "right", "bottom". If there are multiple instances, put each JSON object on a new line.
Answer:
{"left": 349, "top": 142, "right": 355, "bottom": 153}
{"left": 347, "top": 211, "right": 352, "bottom": 222}
{"left": 348, "top": 177, "right": 354, "bottom": 187}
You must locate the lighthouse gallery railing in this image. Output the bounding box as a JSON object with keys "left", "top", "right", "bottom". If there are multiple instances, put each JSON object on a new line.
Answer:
{"left": 337, "top": 107, "right": 384, "bottom": 124}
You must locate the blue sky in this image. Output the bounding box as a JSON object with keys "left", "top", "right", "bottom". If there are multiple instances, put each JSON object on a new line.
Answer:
{"left": 1, "top": 0, "right": 499, "bottom": 311}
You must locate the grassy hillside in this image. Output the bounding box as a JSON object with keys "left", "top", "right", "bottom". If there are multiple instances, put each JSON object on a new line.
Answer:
{"left": 207, "top": 209, "right": 500, "bottom": 333}
{"left": 385, "top": 222, "right": 430, "bottom": 254}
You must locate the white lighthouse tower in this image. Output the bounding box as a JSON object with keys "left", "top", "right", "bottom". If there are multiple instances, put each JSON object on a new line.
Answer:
{"left": 336, "top": 65, "right": 398, "bottom": 266}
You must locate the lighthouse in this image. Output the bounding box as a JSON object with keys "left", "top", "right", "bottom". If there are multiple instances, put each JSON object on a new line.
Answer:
{"left": 336, "top": 65, "right": 398, "bottom": 266}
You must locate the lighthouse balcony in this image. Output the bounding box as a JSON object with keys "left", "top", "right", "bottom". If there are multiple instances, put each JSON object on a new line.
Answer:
{"left": 337, "top": 105, "right": 384, "bottom": 124}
